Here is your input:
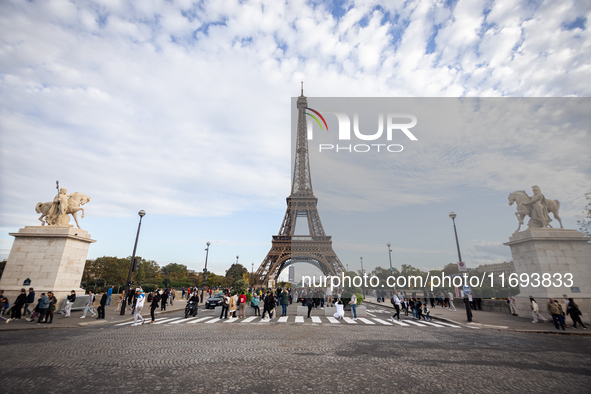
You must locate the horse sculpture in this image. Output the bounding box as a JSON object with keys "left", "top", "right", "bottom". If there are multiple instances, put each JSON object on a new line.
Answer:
{"left": 35, "top": 192, "right": 91, "bottom": 229}
{"left": 508, "top": 190, "right": 562, "bottom": 232}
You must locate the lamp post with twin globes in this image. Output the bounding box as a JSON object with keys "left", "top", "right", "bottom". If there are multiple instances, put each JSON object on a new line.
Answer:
{"left": 120, "top": 210, "right": 145, "bottom": 316}
{"left": 201, "top": 241, "right": 211, "bottom": 303}
{"left": 387, "top": 243, "right": 394, "bottom": 297}
{"left": 449, "top": 212, "right": 472, "bottom": 323}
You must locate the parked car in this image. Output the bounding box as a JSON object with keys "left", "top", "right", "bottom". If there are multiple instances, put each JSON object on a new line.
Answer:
{"left": 205, "top": 294, "right": 224, "bottom": 309}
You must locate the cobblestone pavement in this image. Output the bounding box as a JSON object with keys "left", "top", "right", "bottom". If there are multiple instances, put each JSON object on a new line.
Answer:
{"left": 1, "top": 311, "right": 590, "bottom": 394}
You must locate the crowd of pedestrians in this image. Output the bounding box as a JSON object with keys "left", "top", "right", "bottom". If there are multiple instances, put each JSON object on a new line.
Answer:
{"left": 529, "top": 296, "right": 586, "bottom": 330}
{"left": 388, "top": 293, "right": 433, "bottom": 322}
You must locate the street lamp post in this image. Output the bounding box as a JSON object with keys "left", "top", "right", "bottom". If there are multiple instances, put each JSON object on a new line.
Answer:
{"left": 360, "top": 257, "right": 365, "bottom": 297}
{"left": 235, "top": 255, "right": 239, "bottom": 285}
{"left": 201, "top": 242, "right": 211, "bottom": 303}
{"left": 120, "top": 210, "right": 145, "bottom": 316}
{"left": 387, "top": 243, "right": 394, "bottom": 297}
{"left": 449, "top": 212, "right": 472, "bottom": 322}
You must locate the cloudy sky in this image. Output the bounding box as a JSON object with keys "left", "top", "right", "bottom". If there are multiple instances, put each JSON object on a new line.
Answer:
{"left": 1, "top": 0, "right": 590, "bottom": 281}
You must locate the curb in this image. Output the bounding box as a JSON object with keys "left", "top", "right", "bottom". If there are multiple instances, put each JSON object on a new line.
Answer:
{"left": 0, "top": 303, "right": 190, "bottom": 332}
{"left": 363, "top": 300, "right": 590, "bottom": 335}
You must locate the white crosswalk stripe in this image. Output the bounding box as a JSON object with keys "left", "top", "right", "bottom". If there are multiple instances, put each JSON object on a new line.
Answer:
{"left": 187, "top": 317, "right": 211, "bottom": 324}
{"left": 153, "top": 317, "right": 182, "bottom": 325}
{"left": 421, "top": 321, "right": 446, "bottom": 328}
{"left": 112, "top": 314, "right": 466, "bottom": 329}
{"left": 404, "top": 320, "right": 428, "bottom": 327}
{"left": 169, "top": 317, "right": 198, "bottom": 324}
{"left": 390, "top": 319, "right": 410, "bottom": 327}
{"left": 437, "top": 321, "right": 462, "bottom": 328}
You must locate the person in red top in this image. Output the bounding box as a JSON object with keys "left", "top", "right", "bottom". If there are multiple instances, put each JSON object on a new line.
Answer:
{"left": 238, "top": 292, "right": 247, "bottom": 318}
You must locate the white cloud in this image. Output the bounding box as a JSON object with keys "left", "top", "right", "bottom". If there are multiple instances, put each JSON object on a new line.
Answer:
{"left": 0, "top": 0, "right": 590, "bottom": 267}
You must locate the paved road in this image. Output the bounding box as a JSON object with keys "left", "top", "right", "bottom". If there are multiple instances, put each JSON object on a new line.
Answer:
{"left": 2, "top": 305, "right": 590, "bottom": 393}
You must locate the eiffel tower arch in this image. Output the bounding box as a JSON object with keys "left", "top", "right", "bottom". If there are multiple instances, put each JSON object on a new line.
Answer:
{"left": 256, "top": 84, "right": 345, "bottom": 286}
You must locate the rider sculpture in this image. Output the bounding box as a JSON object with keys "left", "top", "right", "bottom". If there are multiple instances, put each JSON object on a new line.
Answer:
{"left": 36, "top": 184, "right": 91, "bottom": 229}
{"left": 508, "top": 186, "right": 562, "bottom": 232}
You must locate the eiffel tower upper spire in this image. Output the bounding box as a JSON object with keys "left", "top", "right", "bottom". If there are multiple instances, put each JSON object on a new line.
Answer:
{"left": 291, "top": 84, "right": 313, "bottom": 196}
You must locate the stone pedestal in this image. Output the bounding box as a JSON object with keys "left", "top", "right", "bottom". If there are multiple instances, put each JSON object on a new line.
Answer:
{"left": 0, "top": 226, "right": 96, "bottom": 307}
{"left": 504, "top": 228, "right": 591, "bottom": 323}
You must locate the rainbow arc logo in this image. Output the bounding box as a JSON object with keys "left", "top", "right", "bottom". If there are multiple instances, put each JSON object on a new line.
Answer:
{"left": 305, "top": 108, "right": 328, "bottom": 131}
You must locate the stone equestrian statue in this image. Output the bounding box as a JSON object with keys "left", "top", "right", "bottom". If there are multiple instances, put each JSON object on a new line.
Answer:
{"left": 35, "top": 182, "right": 91, "bottom": 229}
{"left": 508, "top": 185, "right": 563, "bottom": 232}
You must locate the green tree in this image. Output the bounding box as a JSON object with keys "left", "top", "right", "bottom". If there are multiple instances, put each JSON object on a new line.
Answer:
{"left": 442, "top": 263, "right": 459, "bottom": 275}
{"left": 578, "top": 190, "right": 591, "bottom": 236}
{"left": 234, "top": 278, "right": 248, "bottom": 294}
{"left": 83, "top": 256, "right": 129, "bottom": 287}
{"left": 206, "top": 272, "right": 221, "bottom": 288}
{"left": 161, "top": 263, "right": 188, "bottom": 279}
{"left": 225, "top": 264, "right": 248, "bottom": 284}
{"left": 131, "top": 256, "right": 160, "bottom": 284}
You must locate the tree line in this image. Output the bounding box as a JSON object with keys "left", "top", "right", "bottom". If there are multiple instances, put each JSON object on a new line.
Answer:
{"left": 81, "top": 257, "right": 252, "bottom": 293}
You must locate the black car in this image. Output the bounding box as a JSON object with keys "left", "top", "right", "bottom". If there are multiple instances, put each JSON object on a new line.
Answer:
{"left": 205, "top": 294, "right": 224, "bottom": 309}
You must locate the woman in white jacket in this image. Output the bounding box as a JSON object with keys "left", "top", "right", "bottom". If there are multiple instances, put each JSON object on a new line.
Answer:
{"left": 132, "top": 290, "right": 146, "bottom": 326}
{"left": 333, "top": 299, "right": 344, "bottom": 320}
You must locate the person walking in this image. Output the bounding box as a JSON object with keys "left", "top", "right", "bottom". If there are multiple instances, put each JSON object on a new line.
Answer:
{"left": 115, "top": 291, "right": 124, "bottom": 312}
{"left": 229, "top": 292, "right": 237, "bottom": 318}
{"left": 305, "top": 291, "right": 314, "bottom": 320}
{"left": 530, "top": 297, "right": 547, "bottom": 323}
{"left": 547, "top": 297, "right": 565, "bottom": 331}
{"left": 554, "top": 299, "right": 568, "bottom": 328}
{"left": 280, "top": 289, "right": 289, "bottom": 316}
{"left": 447, "top": 291, "right": 457, "bottom": 311}
{"left": 160, "top": 289, "right": 168, "bottom": 311}
{"left": 64, "top": 290, "right": 76, "bottom": 317}
{"left": 37, "top": 293, "right": 50, "bottom": 324}
{"left": 409, "top": 298, "right": 416, "bottom": 319}
{"left": 416, "top": 298, "right": 424, "bottom": 320}
{"left": 238, "top": 292, "right": 247, "bottom": 318}
{"left": 0, "top": 295, "right": 9, "bottom": 323}
{"left": 97, "top": 290, "right": 107, "bottom": 319}
{"left": 43, "top": 291, "right": 58, "bottom": 324}
{"left": 390, "top": 293, "right": 401, "bottom": 322}
{"left": 132, "top": 290, "right": 146, "bottom": 326}
{"left": 509, "top": 295, "right": 517, "bottom": 315}
{"left": 150, "top": 290, "right": 161, "bottom": 323}
{"left": 402, "top": 298, "right": 409, "bottom": 317}
{"left": 24, "top": 288, "right": 35, "bottom": 317}
{"left": 264, "top": 291, "right": 276, "bottom": 320}
{"left": 106, "top": 286, "right": 114, "bottom": 307}
{"left": 251, "top": 295, "right": 261, "bottom": 316}
{"left": 349, "top": 293, "right": 358, "bottom": 320}
{"left": 220, "top": 291, "right": 230, "bottom": 319}
{"left": 10, "top": 288, "right": 27, "bottom": 320}
{"left": 424, "top": 304, "right": 433, "bottom": 321}
{"left": 566, "top": 298, "right": 586, "bottom": 329}
{"left": 80, "top": 290, "right": 96, "bottom": 318}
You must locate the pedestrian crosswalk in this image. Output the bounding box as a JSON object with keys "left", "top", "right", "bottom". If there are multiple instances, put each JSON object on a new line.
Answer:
{"left": 113, "top": 315, "right": 463, "bottom": 328}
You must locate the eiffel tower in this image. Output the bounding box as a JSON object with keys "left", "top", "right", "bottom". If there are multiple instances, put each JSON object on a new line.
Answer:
{"left": 255, "top": 84, "right": 345, "bottom": 286}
